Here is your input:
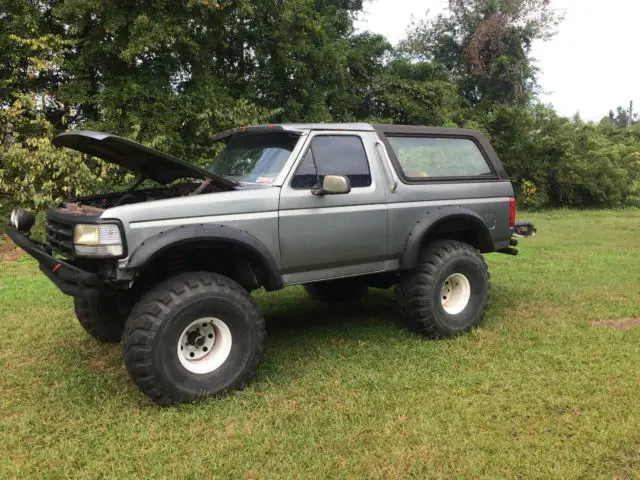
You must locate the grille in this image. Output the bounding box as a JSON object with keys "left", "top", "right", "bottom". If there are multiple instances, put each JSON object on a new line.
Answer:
{"left": 46, "top": 218, "right": 74, "bottom": 257}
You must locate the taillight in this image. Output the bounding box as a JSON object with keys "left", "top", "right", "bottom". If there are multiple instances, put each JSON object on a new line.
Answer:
{"left": 509, "top": 198, "right": 516, "bottom": 227}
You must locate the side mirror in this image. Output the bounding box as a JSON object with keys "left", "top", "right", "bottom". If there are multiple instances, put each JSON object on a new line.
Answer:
{"left": 312, "top": 175, "right": 351, "bottom": 196}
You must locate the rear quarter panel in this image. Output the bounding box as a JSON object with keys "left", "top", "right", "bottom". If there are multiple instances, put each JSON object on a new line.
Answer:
{"left": 386, "top": 182, "right": 515, "bottom": 255}
{"left": 371, "top": 126, "right": 516, "bottom": 255}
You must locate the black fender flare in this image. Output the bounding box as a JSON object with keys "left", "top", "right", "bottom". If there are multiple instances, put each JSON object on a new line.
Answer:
{"left": 400, "top": 206, "right": 495, "bottom": 270}
{"left": 125, "top": 224, "right": 283, "bottom": 291}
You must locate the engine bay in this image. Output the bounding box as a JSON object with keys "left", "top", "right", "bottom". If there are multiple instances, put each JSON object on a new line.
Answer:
{"left": 57, "top": 182, "right": 219, "bottom": 214}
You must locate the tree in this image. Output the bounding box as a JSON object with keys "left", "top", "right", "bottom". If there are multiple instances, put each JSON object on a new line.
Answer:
{"left": 0, "top": 95, "right": 118, "bottom": 210}
{"left": 608, "top": 106, "right": 639, "bottom": 128}
{"left": 0, "top": 0, "right": 71, "bottom": 127}
{"left": 42, "top": 0, "right": 373, "bottom": 162}
{"left": 240, "top": 0, "right": 366, "bottom": 122}
{"left": 356, "top": 58, "right": 459, "bottom": 125}
{"left": 2, "top": 0, "right": 639, "bottom": 214}
{"left": 483, "top": 104, "right": 640, "bottom": 208}
{"left": 329, "top": 32, "right": 392, "bottom": 120}
{"left": 400, "top": 0, "right": 563, "bottom": 108}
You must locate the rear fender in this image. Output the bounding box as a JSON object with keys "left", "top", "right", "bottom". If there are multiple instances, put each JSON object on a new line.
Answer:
{"left": 400, "top": 206, "right": 494, "bottom": 270}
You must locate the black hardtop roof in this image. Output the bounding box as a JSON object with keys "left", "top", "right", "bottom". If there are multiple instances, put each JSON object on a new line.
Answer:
{"left": 371, "top": 124, "right": 487, "bottom": 138}
{"left": 212, "top": 123, "right": 487, "bottom": 141}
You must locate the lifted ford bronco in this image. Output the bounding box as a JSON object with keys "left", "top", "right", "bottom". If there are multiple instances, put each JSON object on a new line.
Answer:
{"left": 8, "top": 124, "right": 535, "bottom": 405}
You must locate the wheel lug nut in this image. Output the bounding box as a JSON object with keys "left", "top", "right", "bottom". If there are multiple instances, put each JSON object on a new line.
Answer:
{"left": 203, "top": 346, "right": 208, "bottom": 352}
{"left": 208, "top": 333, "right": 213, "bottom": 338}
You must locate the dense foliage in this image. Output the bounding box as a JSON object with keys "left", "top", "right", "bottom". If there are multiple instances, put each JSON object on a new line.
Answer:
{"left": 1, "top": 0, "right": 639, "bottom": 217}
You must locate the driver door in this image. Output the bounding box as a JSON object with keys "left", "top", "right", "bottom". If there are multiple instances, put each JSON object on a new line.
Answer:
{"left": 278, "top": 132, "right": 388, "bottom": 280}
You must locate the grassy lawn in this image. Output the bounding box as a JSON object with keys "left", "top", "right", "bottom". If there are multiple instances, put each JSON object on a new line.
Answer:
{"left": 1, "top": 210, "right": 639, "bottom": 479}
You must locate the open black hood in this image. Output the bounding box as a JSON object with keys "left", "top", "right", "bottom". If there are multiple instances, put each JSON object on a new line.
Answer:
{"left": 52, "top": 130, "right": 236, "bottom": 188}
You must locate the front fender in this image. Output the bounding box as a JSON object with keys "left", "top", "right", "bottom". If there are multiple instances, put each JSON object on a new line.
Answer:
{"left": 399, "top": 206, "right": 495, "bottom": 270}
{"left": 125, "top": 223, "right": 283, "bottom": 290}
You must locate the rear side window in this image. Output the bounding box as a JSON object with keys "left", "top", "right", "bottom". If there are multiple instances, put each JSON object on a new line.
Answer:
{"left": 386, "top": 136, "right": 493, "bottom": 179}
{"left": 291, "top": 135, "right": 372, "bottom": 189}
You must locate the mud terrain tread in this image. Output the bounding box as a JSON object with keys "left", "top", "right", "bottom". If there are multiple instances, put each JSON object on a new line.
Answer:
{"left": 123, "top": 271, "right": 265, "bottom": 405}
{"left": 74, "top": 296, "right": 126, "bottom": 343}
{"left": 396, "top": 240, "right": 490, "bottom": 338}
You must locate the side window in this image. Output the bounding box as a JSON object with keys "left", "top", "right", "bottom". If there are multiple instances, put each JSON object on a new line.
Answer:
{"left": 386, "top": 136, "right": 493, "bottom": 179}
{"left": 291, "top": 135, "right": 372, "bottom": 189}
{"left": 290, "top": 150, "right": 318, "bottom": 189}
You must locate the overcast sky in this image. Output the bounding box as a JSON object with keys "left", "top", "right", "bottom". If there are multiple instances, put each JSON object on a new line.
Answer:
{"left": 356, "top": 0, "right": 639, "bottom": 121}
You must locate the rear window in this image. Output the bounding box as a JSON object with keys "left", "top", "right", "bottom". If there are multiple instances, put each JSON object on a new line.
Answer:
{"left": 386, "top": 136, "right": 493, "bottom": 179}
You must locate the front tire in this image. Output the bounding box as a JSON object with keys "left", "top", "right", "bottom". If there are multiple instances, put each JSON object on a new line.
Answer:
{"left": 123, "top": 272, "right": 265, "bottom": 405}
{"left": 396, "top": 240, "right": 490, "bottom": 338}
{"left": 74, "top": 295, "right": 131, "bottom": 343}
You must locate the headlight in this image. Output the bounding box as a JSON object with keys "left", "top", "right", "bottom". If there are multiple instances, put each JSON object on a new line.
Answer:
{"left": 73, "top": 224, "right": 123, "bottom": 257}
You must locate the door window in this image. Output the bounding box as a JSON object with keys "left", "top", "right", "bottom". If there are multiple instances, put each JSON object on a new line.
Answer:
{"left": 291, "top": 135, "right": 372, "bottom": 189}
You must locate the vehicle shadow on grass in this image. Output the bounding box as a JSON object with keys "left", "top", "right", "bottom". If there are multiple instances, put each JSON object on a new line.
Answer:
{"left": 66, "top": 285, "right": 519, "bottom": 407}
{"left": 253, "top": 283, "right": 524, "bottom": 392}
{"left": 260, "top": 287, "right": 399, "bottom": 338}
{"left": 56, "top": 290, "right": 401, "bottom": 408}
{"left": 261, "top": 283, "right": 522, "bottom": 338}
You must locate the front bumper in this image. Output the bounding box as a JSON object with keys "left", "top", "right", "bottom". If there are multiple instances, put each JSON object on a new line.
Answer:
{"left": 6, "top": 227, "right": 103, "bottom": 298}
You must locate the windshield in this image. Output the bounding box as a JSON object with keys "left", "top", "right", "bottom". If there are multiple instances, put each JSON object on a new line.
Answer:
{"left": 208, "top": 132, "right": 300, "bottom": 184}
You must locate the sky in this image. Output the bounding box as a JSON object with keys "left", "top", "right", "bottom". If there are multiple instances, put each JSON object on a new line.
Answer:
{"left": 356, "top": 0, "right": 640, "bottom": 121}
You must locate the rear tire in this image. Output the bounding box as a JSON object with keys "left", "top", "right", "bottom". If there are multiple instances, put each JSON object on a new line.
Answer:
{"left": 74, "top": 295, "right": 131, "bottom": 343}
{"left": 123, "top": 272, "right": 265, "bottom": 405}
{"left": 396, "top": 240, "right": 490, "bottom": 338}
{"left": 304, "top": 279, "right": 368, "bottom": 303}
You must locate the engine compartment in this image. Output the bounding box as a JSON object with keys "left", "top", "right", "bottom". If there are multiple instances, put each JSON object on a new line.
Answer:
{"left": 57, "top": 182, "right": 219, "bottom": 214}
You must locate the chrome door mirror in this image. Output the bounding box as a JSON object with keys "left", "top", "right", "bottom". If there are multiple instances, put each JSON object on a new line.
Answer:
{"left": 312, "top": 175, "right": 351, "bottom": 195}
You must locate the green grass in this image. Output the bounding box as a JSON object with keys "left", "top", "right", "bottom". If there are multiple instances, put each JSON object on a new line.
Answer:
{"left": 1, "top": 210, "right": 639, "bottom": 479}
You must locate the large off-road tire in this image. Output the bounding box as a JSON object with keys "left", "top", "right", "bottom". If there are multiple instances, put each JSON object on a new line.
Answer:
{"left": 396, "top": 240, "right": 490, "bottom": 338}
{"left": 74, "top": 294, "right": 131, "bottom": 343}
{"left": 304, "top": 278, "right": 368, "bottom": 303}
{"left": 123, "top": 272, "right": 265, "bottom": 405}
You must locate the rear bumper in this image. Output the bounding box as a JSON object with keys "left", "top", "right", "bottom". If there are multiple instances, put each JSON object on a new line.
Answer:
{"left": 6, "top": 226, "right": 103, "bottom": 298}
{"left": 497, "top": 221, "right": 537, "bottom": 256}
{"left": 513, "top": 221, "right": 536, "bottom": 238}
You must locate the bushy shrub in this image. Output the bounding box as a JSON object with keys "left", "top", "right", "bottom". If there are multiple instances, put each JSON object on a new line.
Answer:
{"left": 484, "top": 105, "right": 640, "bottom": 208}
{"left": 0, "top": 96, "right": 128, "bottom": 216}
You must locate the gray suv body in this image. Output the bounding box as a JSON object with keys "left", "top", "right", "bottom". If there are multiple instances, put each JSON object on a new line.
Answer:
{"left": 8, "top": 123, "right": 535, "bottom": 405}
